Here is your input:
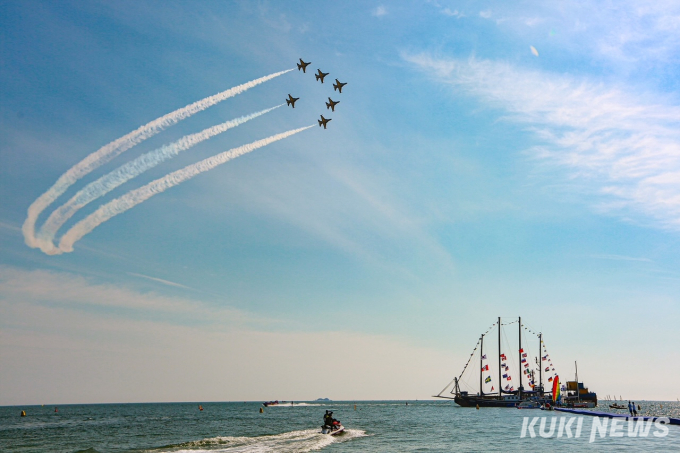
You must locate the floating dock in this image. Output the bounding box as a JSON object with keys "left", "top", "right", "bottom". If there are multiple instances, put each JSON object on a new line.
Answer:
{"left": 554, "top": 408, "right": 680, "bottom": 426}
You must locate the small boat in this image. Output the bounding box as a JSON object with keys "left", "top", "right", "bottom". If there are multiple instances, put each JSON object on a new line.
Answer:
{"left": 610, "top": 404, "right": 626, "bottom": 409}
{"left": 263, "top": 400, "right": 280, "bottom": 407}
{"left": 321, "top": 423, "right": 345, "bottom": 435}
{"left": 517, "top": 400, "right": 541, "bottom": 409}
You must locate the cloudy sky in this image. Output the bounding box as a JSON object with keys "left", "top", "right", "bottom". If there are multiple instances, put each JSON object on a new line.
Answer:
{"left": 2, "top": 0, "right": 680, "bottom": 405}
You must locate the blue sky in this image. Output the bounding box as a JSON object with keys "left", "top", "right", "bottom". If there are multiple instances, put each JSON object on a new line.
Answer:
{"left": 1, "top": 0, "right": 680, "bottom": 404}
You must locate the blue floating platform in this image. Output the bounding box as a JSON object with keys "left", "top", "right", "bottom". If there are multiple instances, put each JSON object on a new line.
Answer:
{"left": 554, "top": 408, "right": 680, "bottom": 426}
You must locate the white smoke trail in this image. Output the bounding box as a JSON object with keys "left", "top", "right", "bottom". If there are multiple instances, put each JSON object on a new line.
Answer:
{"left": 36, "top": 105, "right": 282, "bottom": 253}
{"left": 55, "top": 126, "right": 314, "bottom": 254}
{"left": 22, "top": 69, "right": 293, "bottom": 249}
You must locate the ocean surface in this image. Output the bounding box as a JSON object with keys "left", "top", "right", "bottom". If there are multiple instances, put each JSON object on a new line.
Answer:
{"left": 2, "top": 400, "right": 680, "bottom": 452}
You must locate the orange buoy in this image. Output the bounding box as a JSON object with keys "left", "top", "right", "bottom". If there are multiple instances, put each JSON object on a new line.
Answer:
{"left": 21, "top": 410, "right": 26, "bottom": 417}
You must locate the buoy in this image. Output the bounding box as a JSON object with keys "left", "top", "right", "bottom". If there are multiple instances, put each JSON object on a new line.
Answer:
{"left": 54, "top": 407, "right": 58, "bottom": 413}
{"left": 476, "top": 404, "right": 480, "bottom": 410}
{"left": 21, "top": 410, "right": 26, "bottom": 417}
{"left": 198, "top": 405, "right": 203, "bottom": 411}
{"left": 259, "top": 407, "right": 264, "bottom": 413}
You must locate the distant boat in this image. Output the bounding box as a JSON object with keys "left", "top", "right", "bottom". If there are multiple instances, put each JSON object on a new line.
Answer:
{"left": 263, "top": 401, "right": 280, "bottom": 407}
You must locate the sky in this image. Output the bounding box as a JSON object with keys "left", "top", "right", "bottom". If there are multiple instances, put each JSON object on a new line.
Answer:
{"left": 1, "top": 0, "right": 680, "bottom": 405}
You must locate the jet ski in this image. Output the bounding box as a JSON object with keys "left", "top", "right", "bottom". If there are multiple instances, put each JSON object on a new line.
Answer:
{"left": 321, "top": 422, "right": 344, "bottom": 435}
{"left": 321, "top": 410, "right": 344, "bottom": 435}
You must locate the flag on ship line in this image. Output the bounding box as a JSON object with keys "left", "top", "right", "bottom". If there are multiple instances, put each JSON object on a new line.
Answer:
{"left": 503, "top": 374, "right": 508, "bottom": 378}
{"left": 522, "top": 353, "right": 527, "bottom": 358}
{"left": 481, "top": 354, "right": 487, "bottom": 359}
{"left": 481, "top": 364, "right": 489, "bottom": 371}
{"left": 519, "top": 348, "right": 524, "bottom": 353}
{"left": 500, "top": 353, "right": 507, "bottom": 360}
{"left": 485, "top": 376, "right": 492, "bottom": 383}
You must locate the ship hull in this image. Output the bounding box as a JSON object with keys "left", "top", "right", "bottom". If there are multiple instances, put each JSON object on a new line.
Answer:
{"left": 454, "top": 395, "right": 527, "bottom": 408}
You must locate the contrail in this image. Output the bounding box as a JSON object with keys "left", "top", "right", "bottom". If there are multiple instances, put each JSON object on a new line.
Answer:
{"left": 36, "top": 105, "right": 282, "bottom": 253}
{"left": 55, "top": 126, "right": 314, "bottom": 254}
{"left": 22, "top": 69, "right": 293, "bottom": 249}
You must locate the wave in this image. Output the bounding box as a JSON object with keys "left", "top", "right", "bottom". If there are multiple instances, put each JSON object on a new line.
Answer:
{"left": 157, "top": 429, "right": 366, "bottom": 452}
{"left": 266, "top": 403, "right": 321, "bottom": 407}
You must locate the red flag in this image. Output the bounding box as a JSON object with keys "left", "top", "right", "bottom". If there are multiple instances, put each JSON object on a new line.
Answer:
{"left": 491, "top": 386, "right": 494, "bottom": 391}
{"left": 519, "top": 348, "right": 524, "bottom": 353}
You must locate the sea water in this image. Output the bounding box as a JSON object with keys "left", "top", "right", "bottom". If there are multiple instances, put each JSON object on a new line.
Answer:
{"left": 2, "top": 400, "right": 679, "bottom": 452}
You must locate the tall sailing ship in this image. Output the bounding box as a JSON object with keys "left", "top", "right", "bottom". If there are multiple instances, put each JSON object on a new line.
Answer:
{"left": 435, "top": 317, "right": 562, "bottom": 408}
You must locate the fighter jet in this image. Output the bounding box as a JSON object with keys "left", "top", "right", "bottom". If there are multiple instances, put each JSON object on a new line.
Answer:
{"left": 333, "top": 79, "right": 347, "bottom": 93}
{"left": 315, "top": 69, "right": 329, "bottom": 83}
{"left": 318, "top": 115, "right": 332, "bottom": 129}
{"left": 286, "top": 94, "right": 299, "bottom": 108}
{"left": 297, "top": 59, "right": 311, "bottom": 73}
{"left": 325, "top": 97, "right": 339, "bottom": 112}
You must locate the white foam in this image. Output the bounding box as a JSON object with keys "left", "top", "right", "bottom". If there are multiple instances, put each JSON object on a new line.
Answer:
{"left": 167, "top": 429, "right": 366, "bottom": 452}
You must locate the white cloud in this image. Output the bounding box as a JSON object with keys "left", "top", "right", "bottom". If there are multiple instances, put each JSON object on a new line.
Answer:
{"left": 373, "top": 5, "right": 387, "bottom": 17}
{"left": 0, "top": 266, "right": 248, "bottom": 324}
{"left": 473, "top": 1, "right": 680, "bottom": 66}
{"left": 0, "top": 266, "right": 453, "bottom": 405}
{"left": 589, "top": 254, "right": 652, "bottom": 262}
{"left": 404, "top": 53, "right": 680, "bottom": 229}
{"left": 441, "top": 8, "right": 464, "bottom": 18}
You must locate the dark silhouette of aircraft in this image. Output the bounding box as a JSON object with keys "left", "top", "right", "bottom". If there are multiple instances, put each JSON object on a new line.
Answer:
{"left": 325, "top": 97, "right": 339, "bottom": 112}
{"left": 286, "top": 94, "right": 299, "bottom": 108}
{"left": 333, "top": 79, "right": 347, "bottom": 93}
{"left": 297, "top": 59, "right": 310, "bottom": 73}
{"left": 315, "top": 69, "right": 329, "bottom": 83}
{"left": 318, "top": 115, "right": 331, "bottom": 129}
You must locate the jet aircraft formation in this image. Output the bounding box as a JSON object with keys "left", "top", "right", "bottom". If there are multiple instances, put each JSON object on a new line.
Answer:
{"left": 286, "top": 58, "right": 347, "bottom": 129}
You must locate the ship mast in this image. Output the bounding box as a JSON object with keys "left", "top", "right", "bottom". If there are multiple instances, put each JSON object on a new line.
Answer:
{"left": 538, "top": 332, "right": 542, "bottom": 395}
{"left": 575, "top": 361, "right": 580, "bottom": 403}
{"left": 479, "top": 334, "right": 484, "bottom": 396}
{"left": 498, "top": 317, "right": 502, "bottom": 397}
{"left": 518, "top": 316, "right": 522, "bottom": 398}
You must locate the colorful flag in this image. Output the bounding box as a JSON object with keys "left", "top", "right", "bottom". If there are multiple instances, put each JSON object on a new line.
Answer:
{"left": 519, "top": 348, "right": 524, "bottom": 353}
{"left": 500, "top": 353, "right": 507, "bottom": 360}
{"left": 505, "top": 366, "right": 509, "bottom": 371}
{"left": 491, "top": 386, "right": 494, "bottom": 391}
{"left": 522, "top": 353, "right": 527, "bottom": 358}
{"left": 485, "top": 376, "right": 491, "bottom": 383}
{"left": 502, "top": 373, "right": 508, "bottom": 378}
{"left": 552, "top": 375, "right": 560, "bottom": 403}
{"left": 481, "top": 364, "right": 489, "bottom": 371}
{"left": 545, "top": 367, "right": 550, "bottom": 372}
{"left": 507, "top": 376, "right": 511, "bottom": 381}
{"left": 524, "top": 363, "right": 528, "bottom": 367}
{"left": 481, "top": 354, "right": 487, "bottom": 360}
{"left": 521, "top": 358, "right": 526, "bottom": 363}
{"left": 501, "top": 362, "right": 507, "bottom": 367}
{"left": 548, "top": 377, "right": 553, "bottom": 382}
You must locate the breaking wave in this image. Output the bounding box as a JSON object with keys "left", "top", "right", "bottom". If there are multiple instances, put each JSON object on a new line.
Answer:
{"left": 157, "top": 429, "right": 366, "bottom": 452}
